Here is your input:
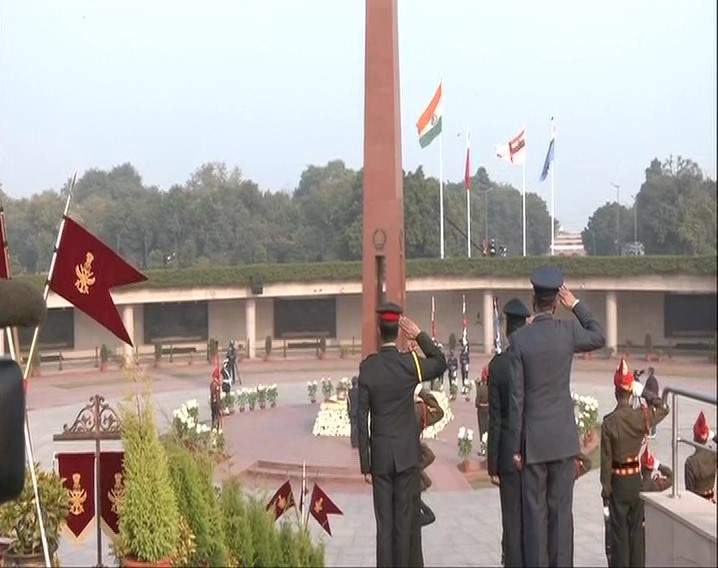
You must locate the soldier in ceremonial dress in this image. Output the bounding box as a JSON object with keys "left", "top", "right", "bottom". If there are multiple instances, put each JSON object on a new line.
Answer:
{"left": 210, "top": 367, "right": 222, "bottom": 430}
{"left": 600, "top": 358, "right": 669, "bottom": 568}
{"left": 684, "top": 411, "right": 717, "bottom": 503}
{"left": 357, "top": 302, "right": 447, "bottom": 567}
{"left": 639, "top": 449, "right": 673, "bottom": 493}
{"left": 508, "top": 266, "right": 605, "bottom": 567}
{"left": 475, "top": 366, "right": 489, "bottom": 456}
{"left": 487, "top": 297, "right": 532, "bottom": 567}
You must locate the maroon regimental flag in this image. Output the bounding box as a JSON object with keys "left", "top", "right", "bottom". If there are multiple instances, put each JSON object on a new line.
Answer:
{"left": 99, "top": 451, "right": 124, "bottom": 538}
{"left": 266, "top": 480, "right": 295, "bottom": 521}
{"left": 308, "top": 483, "right": 342, "bottom": 536}
{"left": 57, "top": 452, "right": 96, "bottom": 543}
{"left": 48, "top": 217, "right": 146, "bottom": 345}
{"left": 0, "top": 206, "right": 10, "bottom": 279}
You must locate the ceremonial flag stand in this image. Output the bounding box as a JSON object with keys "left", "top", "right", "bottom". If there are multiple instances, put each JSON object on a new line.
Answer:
{"left": 53, "top": 395, "right": 122, "bottom": 568}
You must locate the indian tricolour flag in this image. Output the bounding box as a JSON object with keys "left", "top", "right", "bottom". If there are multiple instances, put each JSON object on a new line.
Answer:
{"left": 416, "top": 83, "right": 443, "bottom": 149}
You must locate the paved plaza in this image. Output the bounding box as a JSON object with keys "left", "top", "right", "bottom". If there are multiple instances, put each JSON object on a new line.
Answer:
{"left": 22, "top": 356, "right": 716, "bottom": 567}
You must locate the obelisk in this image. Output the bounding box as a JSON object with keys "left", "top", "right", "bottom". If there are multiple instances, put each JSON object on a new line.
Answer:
{"left": 361, "top": 0, "right": 405, "bottom": 357}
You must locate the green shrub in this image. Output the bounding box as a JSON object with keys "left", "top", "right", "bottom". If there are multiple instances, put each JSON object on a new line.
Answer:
{"left": 118, "top": 390, "right": 179, "bottom": 563}
{"left": 220, "top": 479, "right": 254, "bottom": 567}
{"left": 245, "top": 494, "right": 282, "bottom": 567}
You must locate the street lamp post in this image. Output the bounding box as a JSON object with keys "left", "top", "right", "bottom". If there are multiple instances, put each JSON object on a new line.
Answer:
{"left": 610, "top": 182, "right": 620, "bottom": 255}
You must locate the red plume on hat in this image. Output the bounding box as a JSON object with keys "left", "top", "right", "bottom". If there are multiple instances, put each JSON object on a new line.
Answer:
{"left": 613, "top": 357, "right": 634, "bottom": 390}
{"left": 693, "top": 411, "right": 710, "bottom": 442}
{"left": 480, "top": 366, "right": 489, "bottom": 382}
{"left": 641, "top": 449, "right": 655, "bottom": 470}
{"left": 212, "top": 367, "right": 220, "bottom": 380}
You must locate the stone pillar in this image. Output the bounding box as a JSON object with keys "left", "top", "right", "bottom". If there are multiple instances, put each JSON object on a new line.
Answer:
{"left": 483, "top": 291, "right": 494, "bottom": 355}
{"left": 245, "top": 298, "right": 256, "bottom": 360}
{"left": 606, "top": 291, "right": 618, "bottom": 355}
{"left": 121, "top": 304, "right": 135, "bottom": 363}
{"left": 0, "top": 329, "right": 5, "bottom": 356}
{"left": 361, "top": 0, "right": 405, "bottom": 357}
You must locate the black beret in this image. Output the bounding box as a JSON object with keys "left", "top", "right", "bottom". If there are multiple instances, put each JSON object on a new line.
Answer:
{"left": 503, "top": 298, "right": 531, "bottom": 318}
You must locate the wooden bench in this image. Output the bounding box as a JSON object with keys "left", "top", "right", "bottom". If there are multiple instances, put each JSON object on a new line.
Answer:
{"left": 161, "top": 345, "right": 198, "bottom": 356}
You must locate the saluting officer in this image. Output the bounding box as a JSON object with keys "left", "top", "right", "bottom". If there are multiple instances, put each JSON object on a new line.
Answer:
{"left": 684, "top": 411, "right": 717, "bottom": 503}
{"left": 508, "top": 266, "right": 606, "bottom": 567}
{"left": 487, "top": 297, "right": 532, "bottom": 567}
{"left": 357, "top": 302, "right": 447, "bottom": 568}
{"left": 601, "top": 358, "right": 669, "bottom": 568}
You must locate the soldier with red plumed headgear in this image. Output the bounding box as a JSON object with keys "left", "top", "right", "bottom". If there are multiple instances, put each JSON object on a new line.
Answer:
{"left": 684, "top": 411, "right": 717, "bottom": 503}
{"left": 640, "top": 449, "right": 673, "bottom": 493}
{"left": 600, "top": 357, "right": 669, "bottom": 568}
{"left": 210, "top": 366, "right": 222, "bottom": 430}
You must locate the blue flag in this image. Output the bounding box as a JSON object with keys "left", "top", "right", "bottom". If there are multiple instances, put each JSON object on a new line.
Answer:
{"left": 539, "top": 117, "right": 556, "bottom": 182}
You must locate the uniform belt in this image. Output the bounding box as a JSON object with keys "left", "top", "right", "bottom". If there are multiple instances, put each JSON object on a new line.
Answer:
{"left": 612, "top": 465, "right": 640, "bottom": 476}
{"left": 612, "top": 456, "right": 639, "bottom": 468}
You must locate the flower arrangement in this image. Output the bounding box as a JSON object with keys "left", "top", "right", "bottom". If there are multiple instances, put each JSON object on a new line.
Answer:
{"left": 221, "top": 390, "right": 236, "bottom": 415}
{"left": 572, "top": 394, "right": 600, "bottom": 439}
{"left": 247, "top": 389, "right": 257, "bottom": 410}
{"left": 321, "top": 377, "right": 334, "bottom": 400}
{"left": 336, "top": 377, "right": 351, "bottom": 400}
{"left": 236, "top": 389, "right": 249, "bottom": 411}
{"left": 256, "top": 384, "right": 268, "bottom": 408}
{"left": 267, "top": 384, "right": 278, "bottom": 407}
{"left": 307, "top": 380, "right": 318, "bottom": 403}
{"left": 457, "top": 426, "right": 474, "bottom": 459}
{"left": 173, "top": 399, "right": 200, "bottom": 437}
{"left": 312, "top": 402, "right": 351, "bottom": 437}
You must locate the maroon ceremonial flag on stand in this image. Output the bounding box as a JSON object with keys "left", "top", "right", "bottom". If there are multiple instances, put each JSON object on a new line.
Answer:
{"left": 308, "top": 483, "right": 342, "bottom": 536}
{"left": 99, "top": 451, "right": 124, "bottom": 538}
{"left": 57, "top": 452, "right": 96, "bottom": 544}
{"left": 49, "top": 217, "right": 146, "bottom": 345}
{"left": 266, "top": 480, "right": 296, "bottom": 521}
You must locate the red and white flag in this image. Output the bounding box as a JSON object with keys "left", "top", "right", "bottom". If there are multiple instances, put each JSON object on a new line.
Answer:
{"left": 464, "top": 131, "right": 472, "bottom": 191}
{"left": 496, "top": 127, "right": 526, "bottom": 165}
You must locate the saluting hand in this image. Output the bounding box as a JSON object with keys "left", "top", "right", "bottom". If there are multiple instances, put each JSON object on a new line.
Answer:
{"left": 399, "top": 316, "right": 421, "bottom": 340}
{"left": 558, "top": 284, "right": 578, "bottom": 311}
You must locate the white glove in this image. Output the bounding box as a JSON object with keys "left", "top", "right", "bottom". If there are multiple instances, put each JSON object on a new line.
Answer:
{"left": 706, "top": 431, "right": 717, "bottom": 452}
{"left": 651, "top": 461, "right": 661, "bottom": 480}
{"left": 603, "top": 506, "right": 610, "bottom": 519}
{"left": 631, "top": 381, "right": 644, "bottom": 398}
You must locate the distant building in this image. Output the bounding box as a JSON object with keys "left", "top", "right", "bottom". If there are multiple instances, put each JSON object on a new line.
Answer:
{"left": 552, "top": 228, "right": 586, "bottom": 256}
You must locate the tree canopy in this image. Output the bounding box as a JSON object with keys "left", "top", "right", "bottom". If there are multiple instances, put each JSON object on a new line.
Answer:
{"left": 582, "top": 156, "right": 716, "bottom": 256}
{"left": 1, "top": 161, "right": 553, "bottom": 274}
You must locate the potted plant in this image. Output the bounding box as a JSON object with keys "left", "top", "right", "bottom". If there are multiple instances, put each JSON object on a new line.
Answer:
{"left": 222, "top": 391, "right": 236, "bottom": 415}
{"left": 457, "top": 426, "right": 477, "bottom": 472}
{"left": 99, "top": 343, "right": 110, "bottom": 372}
{"left": 237, "top": 389, "right": 248, "bottom": 412}
{"left": 256, "top": 385, "right": 268, "bottom": 409}
{"left": 247, "top": 390, "right": 257, "bottom": 411}
{"left": 320, "top": 378, "right": 333, "bottom": 402}
{"left": 318, "top": 337, "right": 327, "bottom": 360}
{"left": 307, "top": 381, "right": 318, "bottom": 403}
{"left": 117, "top": 389, "right": 179, "bottom": 567}
{"left": 0, "top": 462, "right": 68, "bottom": 567}
{"left": 335, "top": 377, "right": 350, "bottom": 401}
{"left": 154, "top": 343, "right": 163, "bottom": 368}
{"left": 644, "top": 333, "right": 654, "bottom": 362}
{"left": 464, "top": 380, "right": 473, "bottom": 402}
{"left": 264, "top": 336, "right": 272, "bottom": 362}
{"left": 267, "top": 384, "right": 278, "bottom": 408}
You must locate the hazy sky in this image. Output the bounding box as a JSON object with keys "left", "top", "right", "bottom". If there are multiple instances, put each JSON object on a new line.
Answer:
{"left": 1, "top": 0, "right": 716, "bottom": 231}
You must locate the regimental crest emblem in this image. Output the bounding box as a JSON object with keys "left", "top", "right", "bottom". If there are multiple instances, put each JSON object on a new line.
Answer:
{"left": 75, "top": 251, "right": 96, "bottom": 295}
{"left": 108, "top": 472, "right": 124, "bottom": 514}
{"left": 314, "top": 496, "right": 323, "bottom": 514}
{"left": 68, "top": 472, "right": 87, "bottom": 515}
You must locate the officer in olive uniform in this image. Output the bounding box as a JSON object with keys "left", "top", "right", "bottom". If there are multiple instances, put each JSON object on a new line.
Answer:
{"left": 684, "top": 411, "right": 717, "bottom": 503}
{"left": 347, "top": 375, "right": 359, "bottom": 448}
{"left": 210, "top": 367, "right": 222, "bottom": 430}
{"left": 601, "top": 358, "right": 669, "bottom": 568}
{"left": 639, "top": 449, "right": 673, "bottom": 493}
{"left": 487, "top": 297, "right": 532, "bottom": 568}
{"left": 508, "top": 266, "right": 606, "bottom": 568}
{"left": 475, "top": 367, "right": 489, "bottom": 455}
{"left": 357, "top": 302, "right": 447, "bottom": 568}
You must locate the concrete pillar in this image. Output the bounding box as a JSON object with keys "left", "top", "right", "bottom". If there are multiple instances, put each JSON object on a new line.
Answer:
{"left": 0, "top": 329, "right": 5, "bottom": 356}
{"left": 483, "top": 291, "right": 494, "bottom": 355}
{"left": 245, "top": 298, "right": 256, "bottom": 360}
{"left": 121, "top": 304, "right": 135, "bottom": 364}
{"left": 606, "top": 291, "right": 618, "bottom": 355}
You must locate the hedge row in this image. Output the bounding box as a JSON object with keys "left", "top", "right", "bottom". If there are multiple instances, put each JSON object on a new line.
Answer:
{"left": 15, "top": 255, "right": 716, "bottom": 291}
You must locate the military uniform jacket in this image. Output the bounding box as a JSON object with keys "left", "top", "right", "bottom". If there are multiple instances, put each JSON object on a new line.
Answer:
{"left": 684, "top": 449, "right": 717, "bottom": 498}
{"left": 447, "top": 355, "right": 458, "bottom": 373}
{"left": 347, "top": 387, "right": 358, "bottom": 418}
{"left": 508, "top": 301, "right": 606, "bottom": 464}
{"left": 487, "top": 351, "right": 514, "bottom": 475}
{"left": 357, "top": 332, "right": 447, "bottom": 475}
{"left": 475, "top": 381, "right": 489, "bottom": 409}
{"left": 641, "top": 464, "right": 673, "bottom": 492}
{"left": 600, "top": 393, "right": 669, "bottom": 498}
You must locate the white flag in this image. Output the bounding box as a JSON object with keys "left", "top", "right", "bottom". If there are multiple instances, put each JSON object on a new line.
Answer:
{"left": 496, "top": 127, "right": 526, "bottom": 165}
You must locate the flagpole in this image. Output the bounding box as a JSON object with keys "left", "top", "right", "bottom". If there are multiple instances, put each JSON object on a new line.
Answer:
{"left": 522, "top": 159, "right": 527, "bottom": 257}
{"left": 550, "top": 117, "right": 556, "bottom": 256}
{"left": 466, "top": 126, "right": 471, "bottom": 258}
{"left": 301, "top": 460, "right": 307, "bottom": 527}
{"left": 23, "top": 172, "right": 78, "bottom": 383}
{"left": 439, "top": 131, "right": 445, "bottom": 259}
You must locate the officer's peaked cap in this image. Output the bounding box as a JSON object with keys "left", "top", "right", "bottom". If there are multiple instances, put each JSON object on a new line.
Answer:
{"left": 503, "top": 298, "right": 531, "bottom": 318}
{"left": 530, "top": 265, "right": 564, "bottom": 292}
{"left": 377, "top": 301, "right": 403, "bottom": 322}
